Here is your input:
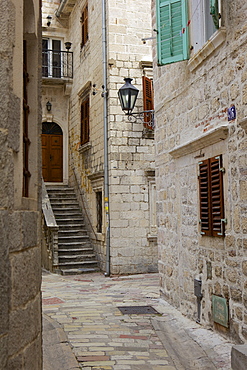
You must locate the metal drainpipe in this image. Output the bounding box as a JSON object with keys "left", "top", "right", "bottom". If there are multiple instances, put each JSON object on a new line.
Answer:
{"left": 102, "top": 0, "right": 110, "bottom": 276}
{"left": 55, "top": 0, "right": 68, "bottom": 17}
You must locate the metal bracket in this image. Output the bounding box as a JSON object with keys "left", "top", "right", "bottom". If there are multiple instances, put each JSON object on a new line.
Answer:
{"left": 217, "top": 218, "right": 227, "bottom": 236}
{"left": 126, "top": 110, "right": 155, "bottom": 129}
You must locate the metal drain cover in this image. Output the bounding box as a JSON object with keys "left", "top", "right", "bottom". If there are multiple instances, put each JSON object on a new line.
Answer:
{"left": 117, "top": 305, "right": 158, "bottom": 315}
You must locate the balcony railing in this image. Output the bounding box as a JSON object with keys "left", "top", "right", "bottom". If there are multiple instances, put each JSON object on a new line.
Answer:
{"left": 42, "top": 49, "right": 73, "bottom": 79}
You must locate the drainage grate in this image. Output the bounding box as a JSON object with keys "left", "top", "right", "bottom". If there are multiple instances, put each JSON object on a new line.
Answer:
{"left": 117, "top": 305, "right": 159, "bottom": 315}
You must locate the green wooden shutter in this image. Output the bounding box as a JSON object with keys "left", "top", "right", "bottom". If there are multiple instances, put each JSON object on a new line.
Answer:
{"left": 156, "top": 0, "right": 189, "bottom": 65}
{"left": 210, "top": 0, "right": 219, "bottom": 29}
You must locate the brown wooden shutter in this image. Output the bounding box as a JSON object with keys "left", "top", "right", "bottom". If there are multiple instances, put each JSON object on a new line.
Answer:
{"left": 198, "top": 155, "right": 225, "bottom": 237}
{"left": 142, "top": 76, "right": 154, "bottom": 129}
{"left": 210, "top": 156, "right": 225, "bottom": 237}
{"left": 199, "top": 159, "right": 211, "bottom": 236}
{"left": 81, "top": 4, "right": 88, "bottom": 47}
{"left": 81, "top": 98, "right": 89, "bottom": 145}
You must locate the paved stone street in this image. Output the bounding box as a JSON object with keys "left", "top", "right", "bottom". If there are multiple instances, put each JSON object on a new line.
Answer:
{"left": 42, "top": 271, "right": 234, "bottom": 370}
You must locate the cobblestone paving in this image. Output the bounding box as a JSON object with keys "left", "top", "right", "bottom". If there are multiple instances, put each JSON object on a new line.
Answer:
{"left": 42, "top": 271, "right": 233, "bottom": 370}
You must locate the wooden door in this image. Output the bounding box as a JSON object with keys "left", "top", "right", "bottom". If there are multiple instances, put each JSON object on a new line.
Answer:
{"left": 42, "top": 123, "right": 63, "bottom": 182}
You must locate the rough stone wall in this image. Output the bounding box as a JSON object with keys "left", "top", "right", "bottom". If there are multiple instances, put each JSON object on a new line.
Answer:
{"left": 153, "top": 0, "right": 247, "bottom": 341}
{"left": 107, "top": 0, "right": 157, "bottom": 274}
{"left": 66, "top": 0, "right": 158, "bottom": 274}
{"left": 0, "top": 0, "right": 42, "bottom": 368}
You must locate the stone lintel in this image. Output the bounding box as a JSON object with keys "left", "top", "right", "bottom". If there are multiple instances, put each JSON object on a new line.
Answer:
{"left": 169, "top": 125, "right": 229, "bottom": 159}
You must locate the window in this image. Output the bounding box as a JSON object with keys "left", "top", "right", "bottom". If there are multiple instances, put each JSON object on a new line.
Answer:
{"left": 142, "top": 76, "right": 154, "bottom": 129}
{"left": 80, "top": 98, "right": 89, "bottom": 145}
{"left": 156, "top": 0, "right": 189, "bottom": 65}
{"left": 191, "top": 0, "right": 219, "bottom": 53}
{"left": 96, "top": 191, "right": 102, "bottom": 233}
{"left": 198, "top": 155, "right": 225, "bottom": 237}
{"left": 156, "top": 0, "right": 220, "bottom": 65}
{"left": 81, "top": 3, "right": 88, "bottom": 48}
{"left": 42, "top": 39, "right": 61, "bottom": 78}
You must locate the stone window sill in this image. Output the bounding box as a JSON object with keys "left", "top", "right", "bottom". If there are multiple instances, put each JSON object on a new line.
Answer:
{"left": 188, "top": 28, "right": 226, "bottom": 72}
{"left": 147, "top": 234, "right": 157, "bottom": 242}
{"left": 169, "top": 125, "right": 229, "bottom": 159}
{"left": 78, "top": 141, "right": 91, "bottom": 154}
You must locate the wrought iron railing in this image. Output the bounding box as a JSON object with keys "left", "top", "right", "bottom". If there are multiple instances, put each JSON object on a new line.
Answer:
{"left": 42, "top": 49, "right": 73, "bottom": 79}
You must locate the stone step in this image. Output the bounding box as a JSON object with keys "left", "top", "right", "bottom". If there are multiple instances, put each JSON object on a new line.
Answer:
{"left": 56, "top": 222, "right": 85, "bottom": 228}
{"left": 58, "top": 248, "right": 94, "bottom": 254}
{"left": 58, "top": 229, "right": 88, "bottom": 235}
{"left": 52, "top": 206, "right": 81, "bottom": 212}
{"left": 58, "top": 241, "right": 91, "bottom": 248}
{"left": 58, "top": 235, "right": 89, "bottom": 242}
{"left": 54, "top": 212, "right": 83, "bottom": 218}
{"left": 60, "top": 267, "right": 99, "bottom": 275}
{"left": 46, "top": 184, "right": 98, "bottom": 274}
{"left": 59, "top": 254, "right": 96, "bottom": 263}
{"left": 58, "top": 260, "right": 98, "bottom": 268}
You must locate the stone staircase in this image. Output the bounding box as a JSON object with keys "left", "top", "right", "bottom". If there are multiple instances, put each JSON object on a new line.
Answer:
{"left": 46, "top": 185, "right": 99, "bottom": 275}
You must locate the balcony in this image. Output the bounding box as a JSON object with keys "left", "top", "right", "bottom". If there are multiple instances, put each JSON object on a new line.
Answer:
{"left": 42, "top": 49, "right": 73, "bottom": 79}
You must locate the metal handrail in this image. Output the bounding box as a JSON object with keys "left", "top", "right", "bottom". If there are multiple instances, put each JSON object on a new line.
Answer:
{"left": 42, "top": 49, "right": 73, "bottom": 79}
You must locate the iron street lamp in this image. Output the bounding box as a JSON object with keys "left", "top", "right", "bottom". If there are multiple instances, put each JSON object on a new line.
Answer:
{"left": 65, "top": 42, "right": 72, "bottom": 51}
{"left": 46, "top": 101, "right": 52, "bottom": 112}
{"left": 118, "top": 78, "right": 154, "bottom": 128}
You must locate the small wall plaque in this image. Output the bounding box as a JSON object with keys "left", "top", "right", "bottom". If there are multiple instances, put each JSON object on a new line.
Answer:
{"left": 212, "top": 295, "right": 228, "bottom": 328}
{"left": 228, "top": 104, "right": 236, "bottom": 121}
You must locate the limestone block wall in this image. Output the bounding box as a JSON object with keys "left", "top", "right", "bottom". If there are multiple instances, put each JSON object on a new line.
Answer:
{"left": 65, "top": 0, "right": 157, "bottom": 274}
{"left": 107, "top": 0, "right": 157, "bottom": 274}
{"left": 0, "top": 0, "right": 42, "bottom": 368}
{"left": 153, "top": 0, "right": 247, "bottom": 341}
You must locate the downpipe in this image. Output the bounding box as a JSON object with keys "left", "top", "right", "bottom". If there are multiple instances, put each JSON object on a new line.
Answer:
{"left": 102, "top": 0, "right": 110, "bottom": 277}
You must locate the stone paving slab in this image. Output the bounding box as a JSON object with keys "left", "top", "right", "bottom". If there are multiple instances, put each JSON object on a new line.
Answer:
{"left": 42, "top": 270, "right": 234, "bottom": 369}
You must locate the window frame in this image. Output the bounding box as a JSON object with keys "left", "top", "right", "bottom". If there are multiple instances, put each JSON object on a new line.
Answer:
{"left": 190, "top": 0, "right": 219, "bottom": 54}
{"left": 142, "top": 76, "right": 154, "bottom": 130}
{"left": 80, "top": 97, "right": 90, "bottom": 146}
{"left": 96, "top": 190, "right": 103, "bottom": 233}
{"left": 81, "top": 3, "right": 88, "bottom": 48}
{"left": 198, "top": 155, "right": 225, "bottom": 237}
{"left": 42, "top": 38, "right": 62, "bottom": 78}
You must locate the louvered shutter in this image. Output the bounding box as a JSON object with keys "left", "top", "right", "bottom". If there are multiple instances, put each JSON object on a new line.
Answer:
{"left": 199, "top": 159, "right": 211, "bottom": 236}
{"left": 210, "top": 0, "right": 219, "bottom": 29}
{"left": 81, "top": 99, "right": 89, "bottom": 145}
{"left": 142, "top": 76, "right": 154, "bottom": 129}
{"left": 198, "top": 155, "right": 225, "bottom": 237}
{"left": 210, "top": 156, "right": 224, "bottom": 236}
{"left": 156, "top": 0, "right": 189, "bottom": 65}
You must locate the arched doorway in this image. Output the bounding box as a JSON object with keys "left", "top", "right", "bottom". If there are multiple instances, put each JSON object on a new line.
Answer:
{"left": 42, "top": 122, "right": 63, "bottom": 182}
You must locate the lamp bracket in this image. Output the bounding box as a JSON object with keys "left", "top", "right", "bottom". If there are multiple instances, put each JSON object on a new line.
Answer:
{"left": 126, "top": 110, "right": 155, "bottom": 129}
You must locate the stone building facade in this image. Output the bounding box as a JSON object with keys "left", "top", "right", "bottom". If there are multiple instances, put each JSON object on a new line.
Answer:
{"left": 42, "top": 0, "right": 158, "bottom": 274}
{"left": 153, "top": 0, "right": 247, "bottom": 342}
{"left": 0, "top": 0, "right": 42, "bottom": 368}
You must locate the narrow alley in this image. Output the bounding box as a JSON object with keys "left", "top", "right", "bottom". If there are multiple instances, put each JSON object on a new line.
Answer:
{"left": 42, "top": 271, "right": 232, "bottom": 370}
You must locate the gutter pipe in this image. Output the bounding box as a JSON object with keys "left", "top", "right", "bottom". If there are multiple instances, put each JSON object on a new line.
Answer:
{"left": 102, "top": 0, "right": 110, "bottom": 276}
{"left": 55, "top": 0, "right": 68, "bottom": 18}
